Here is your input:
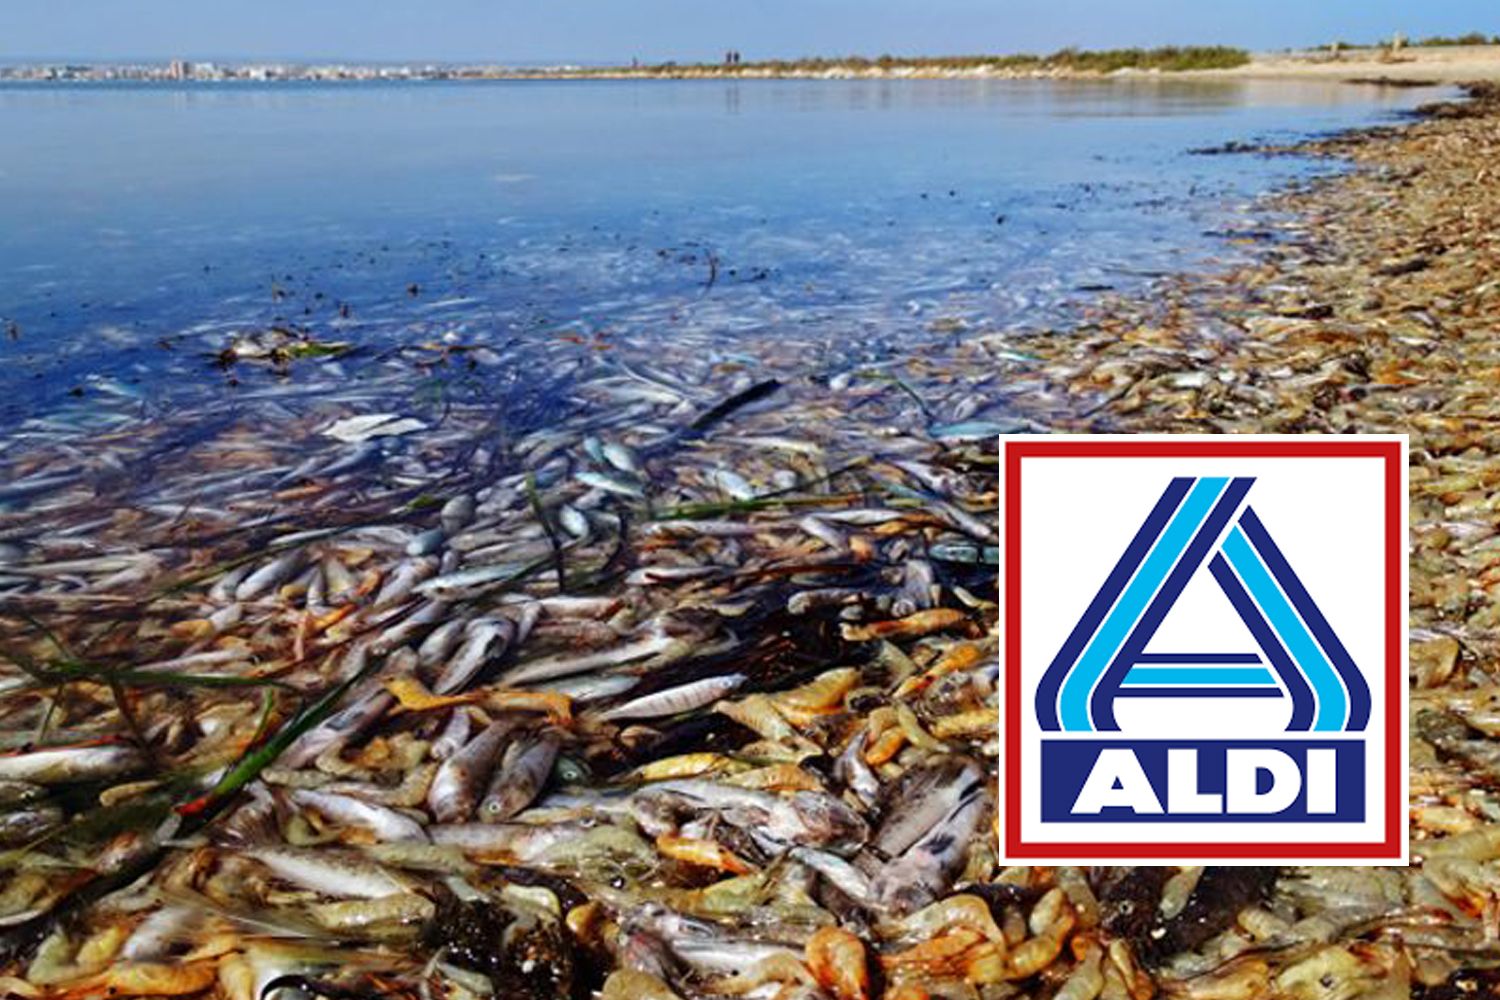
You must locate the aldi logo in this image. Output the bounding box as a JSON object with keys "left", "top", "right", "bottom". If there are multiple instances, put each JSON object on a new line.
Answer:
{"left": 999, "top": 436, "right": 1407, "bottom": 864}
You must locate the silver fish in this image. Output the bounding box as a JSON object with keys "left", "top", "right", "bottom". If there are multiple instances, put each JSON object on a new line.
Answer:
{"left": 500, "top": 628, "right": 680, "bottom": 686}
{"left": 417, "top": 616, "right": 470, "bottom": 669}
{"left": 479, "top": 733, "right": 559, "bottom": 821}
{"left": 430, "top": 708, "right": 473, "bottom": 762}
{"left": 370, "top": 599, "right": 450, "bottom": 657}
{"left": 248, "top": 846, "right": 411, "bottom": 899}
{"left": 440, "top": 494, "right": 476, "bottom": 535}
{"left": 433, "top": 617, "right": 514, "bottom": 695}
{"left": 372, "top": 557, "right": 436, "bottom": 609}
{"left": 631, "top": 780, "right": 867, "bottom": 853}
{"left": 289, "top": 788, "right": 429, "bottom": 843}
{"left": 790, "top": 846, "right": 873, "bottom": 905}
{"left": 417, "top": 562, "right": 532, "bottom": 601}
{"left": 0, "top": 744, "right": 145, "bottom": 785}
{"left": 576, "top": 469, "right": 645, "bottom": 499}
{"left": 430, "top": 820, "right": 596, "bottom": 862}
{"left": 595, "top": 673, "right": 746, "bottom": 722}
{"left": 235, "top": 552, "right": 306, "bottom": 601}
{"left": 427, "top": 719, "right": 513, "bottom": 823}
{"left": 405, "top": 527, "right": 446, "bottom": 557}
{"left": 603, "top": 441, "right": 641, "bottom": 474}
{"left": 870, "top": 779, "right": 991, "bottom": 915}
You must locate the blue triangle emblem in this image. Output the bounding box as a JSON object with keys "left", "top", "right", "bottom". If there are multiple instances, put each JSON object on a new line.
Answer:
{"left": 1034, "top": 476, "right": 1370, "bottom": 734}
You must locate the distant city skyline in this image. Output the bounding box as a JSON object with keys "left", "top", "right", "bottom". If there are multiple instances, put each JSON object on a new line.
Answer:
{"left": 0, "top": 0, "right": 1495, "bottom": 64}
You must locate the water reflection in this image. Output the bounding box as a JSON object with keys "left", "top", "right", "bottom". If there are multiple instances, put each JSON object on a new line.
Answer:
{"left": 0, "top": 78, "right": 1438, "bottom": 422}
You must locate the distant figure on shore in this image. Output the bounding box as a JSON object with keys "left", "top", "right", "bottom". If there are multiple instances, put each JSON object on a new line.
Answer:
{"left": 724, "top": 50, "right": 742, "bottom": 67}
{"left": 1379, "top": 32, "right": 1409, "bottom": 64}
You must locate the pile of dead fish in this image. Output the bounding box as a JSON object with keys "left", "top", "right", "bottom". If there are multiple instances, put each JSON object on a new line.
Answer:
{"left": 2, "top": 82, "right": 1500, "bottom": 1000}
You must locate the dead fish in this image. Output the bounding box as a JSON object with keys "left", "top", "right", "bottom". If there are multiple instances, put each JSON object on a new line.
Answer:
{"left": 500, "top": 628, "right": 680, "bottom": 686}
{"left": 434, "top": 617, "right": 515, "bottom": 694}
{"left": 797, "top": 515, "right": 848, "bottom": 551}
{"left": 307, "top": 892, "right": 436, "bottom": 932}
{"left": 247, "top": 846, "right": 411, "bottom": 899}
{"left": 417, "top": 562, "right": 533, "bottom": 601}
{"left": 624, "top": 565, "right": 721, "bottom": 586}
{"left": 430, "top": 820, "right": 598, "bottom": 862}
{"left": 631, "top": 781, "right": 867, "bottom": 853}
{"left": 313, "top": 440, "right": 385, "bottom": 479}
{"left": 405, "top": 527, "right": 446, "bottom": 557}
{"left": 603, "top": 441, "right": 641, "bottom": 474}
{"left": 208, "top": 563, "right": 254, "bottom": 603}
{"left": 372, "top": 557, "right": 436, "bottom": 609}
{"left": 787, "top": 587, "right": 862, "bottom": 616}
{"left": 576, "top": 469, "right": 645, "bottom": 499}
{"left": 834, "top": 731, "right": 880, "bottom": 808}
{"left": 289, "top": 788, "right": 429, "bottom": 843}
{"left": 417, "top": 616, "right": 470, "bottom": 670}
{"left": 872, "top": 755, "right": 984, "bottom": 858}
{"left": 711, "top": 468, "right": 757, "bottom": 501}
{"left": 596, "top": 674, "right": 747, "bottom": 722}
{"left": 430, "top": 708, "right": 473, "bottom": 762}
{"left": 791, "top": 846, "right": 874, "bottom": 905}
{"left": 428, "top": 719, "right": 514, "bottom": 823}
{"left": 533, "top": 673, "right": 640, "bottom": 703}
{"left": 894, "top": 558, "right": 939, "bottom": 617}
{"left": 0, "top": 469, "right": 82, "bottom": 502}
{"left": 369, "top": 599, "right": 450, "bottom": 657}
{"left": 927, "top": 419, "right": 1028, "bottom": 441}
{"left": 556, "top": 504, "right": 590, "bottom": 539}
{"left": 282, "top": 680, "right": 395, "bottom": 768}
{"left": 0, "top": 804, "right": 63, "bottom": 845}
{"left": 235, "top": 552, "right": 306, "bottom": 601}
{"left": 870, "top": 777, "right": 990, "bottom": 915}
{"left": 119, "top": 905, "right": 199, "bottom": 961}
{"left": 480, "top": 733, "right": 559, "bottom": 821}
{"left": 672, "top": 939, "right": 804, "bottom": 977}
{"left": 643, "top": 520, "right": 763, "bottom": 539}
{"left": 0, "top": 743, "right": 145, "bottom": 785}
{"left": 440, "top": 494, "right": 476, "bottom": 535}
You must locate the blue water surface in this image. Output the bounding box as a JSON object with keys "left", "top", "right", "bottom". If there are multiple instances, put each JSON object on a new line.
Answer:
{"left": 0, "top": 77, "right": 1435, "bottom": 422}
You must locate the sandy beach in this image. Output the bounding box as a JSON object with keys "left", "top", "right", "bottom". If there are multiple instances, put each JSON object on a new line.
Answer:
{"left": 1222, "top": 44, "right": 1500, "bottom": 84}
{"left": 1224, "top": 43, "right": 1500, "bottom": 83}
{"left": 516, "top": 44, "right": 1500, "bottom": 84}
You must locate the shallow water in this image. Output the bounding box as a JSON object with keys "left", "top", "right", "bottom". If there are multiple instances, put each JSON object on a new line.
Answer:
{"left": 0, "top": 77, "right": 1434, "bottom": 427}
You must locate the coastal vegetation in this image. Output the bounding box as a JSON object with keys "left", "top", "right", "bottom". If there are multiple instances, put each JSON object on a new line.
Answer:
{"left": 607, "top": 45, "right": 1251, "bottom": 76}
{"left": 1325, "top": 31, "right": 1500, "bottom": 50}
{"left": 1415, "top": 32, "right": 1500, "bottom": 47}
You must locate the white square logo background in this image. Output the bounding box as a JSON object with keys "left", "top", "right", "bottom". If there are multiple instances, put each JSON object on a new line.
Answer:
{"left": 999, "top": 435, "right": 1408, "bottom": 864}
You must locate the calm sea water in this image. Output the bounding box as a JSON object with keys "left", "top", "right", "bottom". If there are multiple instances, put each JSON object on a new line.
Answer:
{"left": 0, "top": 78, "right": 1434, "bottom": 423}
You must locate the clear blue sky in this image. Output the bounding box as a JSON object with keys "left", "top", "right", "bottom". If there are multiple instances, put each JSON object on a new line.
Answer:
{"left": 1, "top": 0, "right": 1494, "bottom": 64}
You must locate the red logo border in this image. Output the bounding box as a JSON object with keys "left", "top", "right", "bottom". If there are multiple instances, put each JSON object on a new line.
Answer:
{"left": 1001, "top": 438, "right": 1406, "bottom": 861}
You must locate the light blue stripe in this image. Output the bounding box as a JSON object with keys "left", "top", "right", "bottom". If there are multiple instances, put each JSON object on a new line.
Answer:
{"left": 1221, "top": 526, "right": 1347, "bottom": 731}
{"left": 1122, "top": 666, "right": 1277, "bottom": 686}
{"left": 1057, "top": 477, "right": 1228, "bottom": 731}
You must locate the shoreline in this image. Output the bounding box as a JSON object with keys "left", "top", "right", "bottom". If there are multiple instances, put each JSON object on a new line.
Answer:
{"left": 6, "top": 44, "right": 1500, "bottom": 86}
{"left": 0, "top": 76, "right": 1497, "bottom": 1000}
{"left": 989, "top": 79, "right": 1500, "bottom": 987}
{"left": 506, "top": 46, "right": 1500, "bottom": 84}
